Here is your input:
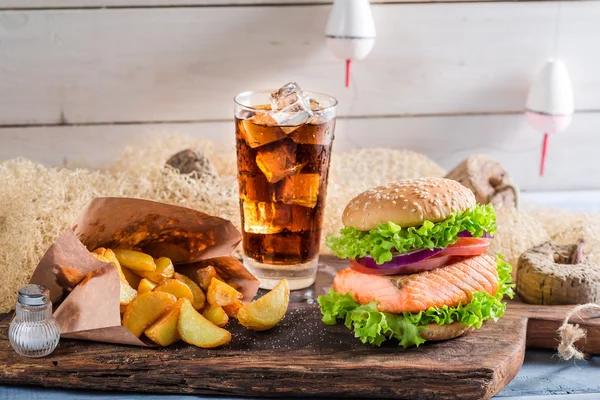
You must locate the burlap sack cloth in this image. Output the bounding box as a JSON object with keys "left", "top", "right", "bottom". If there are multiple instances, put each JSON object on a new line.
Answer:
{"left": 29, "top": 197, "right": 259, "bottom": 346}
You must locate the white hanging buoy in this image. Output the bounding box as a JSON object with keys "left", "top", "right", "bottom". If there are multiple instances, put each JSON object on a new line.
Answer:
{"left": 525, "top": 59, "right": 574, "bottom": 176}
{"left": 325, "top": 0, "right": 376, "bottom": 88}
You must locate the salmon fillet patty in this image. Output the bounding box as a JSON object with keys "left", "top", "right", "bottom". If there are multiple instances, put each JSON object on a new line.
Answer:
{"left": 333, "top": 254, "right": 498, "bottom": 314}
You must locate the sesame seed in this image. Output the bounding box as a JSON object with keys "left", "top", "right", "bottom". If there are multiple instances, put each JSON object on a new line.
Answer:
{"left": 402, "top": 206, "right": 407, "bottom": 210}
{"left": 392, "top": 200, "right": 396, "bottom": 204}
{"left": 411, "top": 208, "right": 417, "bottom": 213}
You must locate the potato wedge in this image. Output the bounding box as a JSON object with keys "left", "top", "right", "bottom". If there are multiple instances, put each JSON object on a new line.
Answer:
{"left": 174, "top": 272, "right": 205, "bottom": 310}
{"left": 119, "top": 282, "right": 138, "bottom": 306}
{"left": 90, "top": 252, "right": 110, "bottom": 264}
{"left": 207, "top": 278, "right": 243, "bottom": 307}
{"left": 178, "top": 299, "right": 231, "bottom": 348}
{"left": 222, "top": 300, "right": 243, "bottom": 318}
{"left": 122, "top": 291, "right": 177, "bottom": 337}
{"left": 91, "top": 248, "right": 107, "bottom": 256}
{"left": 197, "top": 266, "right": 224, "bottom": 291}
{"left": 144, "top": 298, "right": 185, "bottom": 346}
{"left": 99, "top": 249, "right": 138, "bottom": 302}
{"left": 122, "top": 267, "right": 142, "bottom": 289}
{"left": 202, "top": 304, "right": 229, "bottom": 327}
{"left": 153, "top": 279, "right": 194, "bottom": 301}
{"left": 91, "top": 249, "right": 137, "bottom": 306}
{"left": 237, "top": 279, "right": 289, "bottom": 331}
{"left": 138, "top": 278, "right": 157, "bottom": 294}
{"left": 136, "top": 257, "right": 174, "bottom": 283}
{"left": 101, "top": 248, "right": 124, "bottom": 275}
{"left": 112, "top": 249, "right": 156, "bottom": 272}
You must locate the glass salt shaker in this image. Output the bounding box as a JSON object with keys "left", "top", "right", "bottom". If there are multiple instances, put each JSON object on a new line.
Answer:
{"left": 9, "top": 284, "right": 60, "bottom": 357}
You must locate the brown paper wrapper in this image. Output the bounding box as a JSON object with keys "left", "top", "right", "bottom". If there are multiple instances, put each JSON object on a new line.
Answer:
{"left": 29, "top": 197, "right": 259, "bottom": 346}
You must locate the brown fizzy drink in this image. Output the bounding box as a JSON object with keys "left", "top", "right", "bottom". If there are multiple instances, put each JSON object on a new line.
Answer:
{"left": 235, "top": 109, "right": 335, "bottom": 266}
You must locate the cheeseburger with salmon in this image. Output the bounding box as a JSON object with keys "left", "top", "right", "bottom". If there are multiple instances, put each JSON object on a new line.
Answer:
{"left": 318, "top": 177, "right": 514, "bottom": 347}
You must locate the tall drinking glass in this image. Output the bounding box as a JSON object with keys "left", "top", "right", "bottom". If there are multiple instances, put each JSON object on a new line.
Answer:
{"left": 234, "top": 87, "right": 338, "bottom": 290}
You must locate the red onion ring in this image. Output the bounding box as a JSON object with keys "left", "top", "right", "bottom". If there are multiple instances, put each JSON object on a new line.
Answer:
{"left": 356, "top": 247, "right": 443, "bottom": 269}
{"left": 350, "top": 254, "right": 455, "bottom": 276}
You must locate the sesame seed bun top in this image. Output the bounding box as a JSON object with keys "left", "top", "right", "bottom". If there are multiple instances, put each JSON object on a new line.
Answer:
{"left": 342, "top": 178, "right": 476, "bottom": 231}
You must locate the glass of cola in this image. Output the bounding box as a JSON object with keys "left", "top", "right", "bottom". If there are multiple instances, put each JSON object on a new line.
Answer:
{"left": 234, "top": 83, "right": 338, "bottom": 290}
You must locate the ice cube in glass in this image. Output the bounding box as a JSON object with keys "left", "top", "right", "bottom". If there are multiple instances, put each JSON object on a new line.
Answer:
{"left": 290, "top": 120, "right": 335, "bottom": 146}
{"left": 269, "top": 82, "right": 314, "bottom": 132}
{"left": 274, "top": 173, "right": 321, "bottom": 208}
{"left": 238, "top": 172, "right": 271, "bottom": 202}
{"left": 239, "top": 114, "right": 286, "bottom": 148}
{"left": 242, "top": 200, "right": 291, "bottom": 234}
{"left": 255, "top": 139, "right": 306, "bottom": 183}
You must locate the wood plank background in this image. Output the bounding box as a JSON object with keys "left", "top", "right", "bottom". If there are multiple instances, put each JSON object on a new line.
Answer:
{"left": 0, "top": 0, "right": 549, "bottom": 9}
{"left": 0, "top": 0, "right": 597, "bottom": 190}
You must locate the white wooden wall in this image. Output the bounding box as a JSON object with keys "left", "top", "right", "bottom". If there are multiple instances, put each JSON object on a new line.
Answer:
{"left": 0, "top": 0, "right": 598, "bottom": 190}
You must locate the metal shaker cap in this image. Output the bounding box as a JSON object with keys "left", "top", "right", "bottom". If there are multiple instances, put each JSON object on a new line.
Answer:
{"left": 18, "top": 284, "right": 50, "bottom": 306}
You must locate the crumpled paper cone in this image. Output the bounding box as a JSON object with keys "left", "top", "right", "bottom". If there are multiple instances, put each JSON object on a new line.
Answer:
{"left": 29, "top": 197, "right": 259, "bottom": 346}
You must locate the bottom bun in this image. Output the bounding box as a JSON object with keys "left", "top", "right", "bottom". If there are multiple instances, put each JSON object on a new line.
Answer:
{"left": 420, "top": 322, "right": 473, "bottom": 341}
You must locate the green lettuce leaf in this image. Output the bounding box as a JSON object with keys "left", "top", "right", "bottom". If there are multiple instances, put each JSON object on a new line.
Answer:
{"left": 317, "top": 255, "right": 514, "bottom": 348}
{"left": 326, "top": 204, "right": 497, "bottom": 265}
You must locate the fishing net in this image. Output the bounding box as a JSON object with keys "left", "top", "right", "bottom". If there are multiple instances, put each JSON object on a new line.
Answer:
{"left": 486, "top": 207, "right": 550, "bottom": 280}
{"left": 0, "top": 134, "right": 597, "bottom": 312}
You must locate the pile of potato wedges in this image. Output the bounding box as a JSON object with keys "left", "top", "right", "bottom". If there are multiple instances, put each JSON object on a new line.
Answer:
{"left": 90, "top": 248, "right": 289, "bottom": 348}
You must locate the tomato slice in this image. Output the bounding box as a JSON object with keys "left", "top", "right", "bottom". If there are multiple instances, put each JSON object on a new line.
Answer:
{"left": 350, "top": 254, "right": 456, "bottom": 276}
{"left": 441, "top": 237, "right": 489, "bottom": 256}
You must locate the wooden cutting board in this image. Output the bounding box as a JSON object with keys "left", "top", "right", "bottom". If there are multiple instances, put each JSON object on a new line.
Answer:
{"left": 1, "top": 256, "right": 599, "bottom": 400}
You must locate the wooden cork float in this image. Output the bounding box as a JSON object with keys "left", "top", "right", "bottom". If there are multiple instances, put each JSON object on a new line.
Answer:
{"left": 517, "top": 240, "right": 600, "bottom": 305}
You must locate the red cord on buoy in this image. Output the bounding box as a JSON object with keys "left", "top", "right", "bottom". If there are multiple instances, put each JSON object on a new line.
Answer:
{"left": 345, "top": 59, "right": 351, "bottom": 88}
{"left": 540, "top": 132, "right": 549, "bottom": 176}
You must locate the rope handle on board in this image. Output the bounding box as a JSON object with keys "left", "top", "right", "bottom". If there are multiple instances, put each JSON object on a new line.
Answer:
{"left": 558, "top": 303, "right": 600, "bottom": 360}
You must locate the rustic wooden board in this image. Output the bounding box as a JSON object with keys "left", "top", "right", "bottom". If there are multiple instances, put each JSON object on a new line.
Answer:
{"left": 0, "top": 304, "right": 526, "bottom": 399}
{"left": 1, "top": 256, "right": 599, "bottom": 399}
